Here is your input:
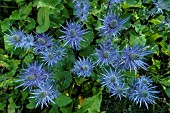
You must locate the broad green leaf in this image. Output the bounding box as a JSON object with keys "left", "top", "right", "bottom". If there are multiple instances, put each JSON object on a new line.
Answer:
{"left": 49, "top": 106, "right": 59, "bottom": 113}
{"left": 77, "top": 88, "right": 103, "bottom": 113}
{"left": 1, "top": 18, "right": 11, "bottom": 32}
{"left": 54, "top": 94, "right": 73, "bottom": 107}
{"left": 165, "top": 88, "right": 170, "bottom": 98}
{"left": 9, "top": 2, "right": 32, "bottom": 20}
{"left": 79, "top": 46, "right": 95, "bottom": 57}
{"left": 60, "top": 107, "right": 72, "bottom": 113}
{"left": 37, "top": 0, "right": 61, "bottom": 9}
{"left": 36, "top": 7, "right": 50, "bottom": 33}
{"left": 53, "top": 70, "right": 72, "bottom": 90}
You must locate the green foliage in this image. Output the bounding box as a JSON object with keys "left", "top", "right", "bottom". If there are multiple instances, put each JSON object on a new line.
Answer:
{"left": 0, "top": 0, "right": 170, "bottom": 113}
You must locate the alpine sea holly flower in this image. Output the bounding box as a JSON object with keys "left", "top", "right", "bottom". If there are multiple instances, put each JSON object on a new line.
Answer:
{"left": 109, "top": 83, "right": 129, "bottom": 100}
{"left": 129, "top": 84, "right": 159, "bottom": 109}
{"left": 71, "top": 57, "right": 94, "bottom": 77}
{"left": 60, "top": 21, "right": 86, "bottom": 50}
{"left": 30, "top": 83, "right": 59, "bottom": 109}
{"left": 74, "top": 0, "right": 90, "bottom": 21}
{"left": 5, "top": 29, "right": 25, "bottom": 49}
{"left": 136, "top": 75, "right": 153, "bottom": 86}
{"left": 16, "top": 62, "right": 50, "bottom": 90}
{"left": 99, "top": 11, "right": 128, "bottom": 38}
{"left": 34, "top": 32, "right": 54, "bottom": 53}
{"left": 100, "top": 68, "right": 124, "bottom": 90}
{"left": 40, "top": 46, "right": 66, "bottom": 67}
{"left": 121, "top": 44, "right": 152, "bottom": 74}
{"left": 152, "top": 0, "right": 170, "bottom": 14}
{"left": 109, "top": 0, "right": 123, "bottom": 4}
{"left": 22, "top": 34, "right": 34, "bottom": 50}
{"left": 95, "top": 42, "right": 117, "bottom": 66}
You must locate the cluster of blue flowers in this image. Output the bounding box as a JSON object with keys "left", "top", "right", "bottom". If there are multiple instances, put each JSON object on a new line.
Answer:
{"left": 4, "top": 0, "right": 161, "bottom": 110}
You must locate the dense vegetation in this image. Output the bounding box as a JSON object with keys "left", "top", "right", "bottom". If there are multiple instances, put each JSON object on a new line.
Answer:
{"left": 0, "top": 0, "right": 170, "bottom": 113}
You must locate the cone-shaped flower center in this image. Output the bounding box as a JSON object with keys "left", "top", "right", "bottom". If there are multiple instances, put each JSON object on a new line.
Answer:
{"left": 38, "top": 91, "right": 47, "bottom": 98}
{"left": 109, "top": 19, "right": 118, "bottom": 29}
{"left": 116, "top": 87, "right": 123, "bottom": 94}
{"left": 56, "top": 50, "right": 61, "bottom": 55}
{"left": 141, "top": 90, "right": 148, "bottom": 97}
{"left": 130, "top": 53, "right": 140, "bottom": 60}
{"left": 48, "top": 53, "right": 54, "bottom": 60}
{"left": 12, "top": 35, "right": 21, "bottom": 42}
{"left": 38, "top": 38, "right": 46, "bottom": 45}
{"left": 80, "top": 2, "right": 84, "bottom": 9}
{"left": 111, "top": 76, "right": 116, "bottom": 83}
{"left": 26, "top": 37, "right": 31, "bottom": 42}
{"left": 142, "top": 79, "right": 148, "bottom": 85}
{"left": 26, "top": 75, "right": 36, "bottom": 81}
{"left": 70, "top": 29, "right": 77, "bottom": 37}
{"left": 103, "top": 51, "right": 110, "bottom": 58}
{"left": 83, "top": 65, "right": 89, "bottom": 70}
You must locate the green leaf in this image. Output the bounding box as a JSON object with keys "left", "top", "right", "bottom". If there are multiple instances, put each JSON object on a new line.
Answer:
{"left": 60, "top": 107, "right": 72, "bottom": 113}
{"left": 9, "top": 2, "right": 32, "bottom": 20}
{"left": 54, "top": 94, "right": 73, "bottom": 107}
{"left": 26, "top": 101, "right": 36, "bottom": 109}
{"left": 21, "top": 90, "right": 29, "bottom": 101}
{"left": 37, "top": 0, "right": 61, "bottom": 9}
{"left": 77, "top": 88, "right": 103, "bottom": 113}
{"left": 49, "top": 106, "right": 59, "bottom": 113}
{"left": 165, "top": 88, "right": 170, "bottom": 98}
{"left": 1, "top": 18, "right": 11, "bottom": 32}
{"left": 53, "top": 70, "right": 72, "bottom": 90}
{"left": 36, "top": 7, "right": 50, "bottom": 33}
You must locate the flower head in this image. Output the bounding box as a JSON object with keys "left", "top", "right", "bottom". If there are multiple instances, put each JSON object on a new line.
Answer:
{"left": 100, "top": 68, "right": 124, "bottom": 90}
{"left": 71, "top": 57, "right": 94, "bottom": 77}
{"left": 152, "top": 0, "right": 170, "bottom": 14}
{"left": 34, "top": 33, "right": 54, "bottom": 53}
{"left": 30, "top": 83, "right": 59, "bottom": 109}
{"left": 40, "top": 46, "right": 66, "bottom": 67}
{"left": 95, "top": 42, "right": 117, "bottom": 66}
{"left": 74, "top": 0, "right": 90, "bottom": 21}
{"left": 99, "top": 11, "right": 128, "bottom": 38}
{"left": 16, "top": 62, "right": 50, "bottom": 90}
{"left": 60, "top": 21, "right": 86, "bottom": 50}
{"left": 121, "top": 44, "right": 152, "bottom": 74}
{"left": 109, "top": 0, "right": 123, "bottom": 4}
{"left": 129, "top": 84, "right": 159, "bottom": 109}
{"left": 110, "top": 83, "right": 129, "bottom": 100}
{"left": 22, "top": 34, "right": 34, "bottom": 50}
{"left": 5, "top": 29, "right": 25, "bottom": 49}
{"left": 136, "top": 75, "right": 153, "bottom": 86}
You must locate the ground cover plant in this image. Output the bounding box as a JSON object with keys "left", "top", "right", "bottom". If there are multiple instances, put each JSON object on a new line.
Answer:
{"left": 0, "top": 0, "right": 170, "bottom": 113}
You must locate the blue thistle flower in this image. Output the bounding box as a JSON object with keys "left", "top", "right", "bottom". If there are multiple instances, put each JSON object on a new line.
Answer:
{"left": 16, "top": 62, "right": 50, "bottom": 90}
{"left": 152, "top": 0, "right": 170, "bottom": 14}
{"left": 136, "top": 75, "right": 153, "bottom": 86}
{"left": 22, "top": 34, "right": 34, "bottom": 50}
{"left": 34, "top": 32, "right": 54, "bottom": 53}
{"left": 30, "top": 83, "right": 59, "bottom": 109}
{"left": 109, "top": 0, "right": 123, "bottom": 4}
{"left": 121, "top": 44, "right": 152, "bottom": 74}
{"left": 100, "top": 68, "right": 124, "bottom": 89}
{"left": 74, "top": 0, "right": 90, "bottom": 21}
{"left": 71, "top": 57, "right": 94, "bottom": 77}
{"left": 95, "top": 42, "right": 117, "bottom": 66}
{"left": 99, "top": 11, "right": 128, "bottom": 38}
{"left": 129, "top": 84, "right": 159, "bottom": 109}
{"left": 60, "top": 21, "right": 86, "bottom": 50}
{"left": 110, "top": 83, "right": 129, "bottom": 100}
{"left": 40, "top": 46, "right": 66, "bottom": 67}
{"left": 5, "top": 29, "right": 25, "bottom": 49}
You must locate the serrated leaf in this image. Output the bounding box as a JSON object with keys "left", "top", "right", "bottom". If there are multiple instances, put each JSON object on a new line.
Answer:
{"left": 36, "top": 7, "right": 50, "bottom": 33}
{"left": 54, "top": 94, "right": 73, "bottom": 107}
